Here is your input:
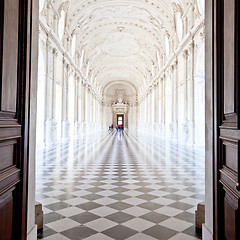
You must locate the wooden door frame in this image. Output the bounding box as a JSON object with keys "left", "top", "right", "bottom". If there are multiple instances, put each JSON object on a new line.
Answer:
{"left": 5, "top": 0, "right": 35, "bottom": 238}
{"left": 211, "top": 0, "right": 222, "bottom": 238}
{"left": 213, "top": 0, "right": 219, "bottom": 237}
{"left": 206, "top": 0, "right": 218, "bottom": 239}
{"left": 211, "top": 0, "right": 240, "bottom": 239}
{"left": 16, "top": 0, "right": 31, "bottom": 238}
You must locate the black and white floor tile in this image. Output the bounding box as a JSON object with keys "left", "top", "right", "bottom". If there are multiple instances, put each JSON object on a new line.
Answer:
{"left": 36, "top": 131, "right": 204, "bottom": 240}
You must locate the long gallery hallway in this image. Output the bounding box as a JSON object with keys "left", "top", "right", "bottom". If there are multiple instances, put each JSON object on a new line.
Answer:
{"left": 36, "top": 131, "right": 204, "bottom": 240}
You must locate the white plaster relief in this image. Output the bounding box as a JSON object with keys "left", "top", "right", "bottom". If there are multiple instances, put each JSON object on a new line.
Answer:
{"left": 102, "top": 32, "right": 140, "bottom": 57}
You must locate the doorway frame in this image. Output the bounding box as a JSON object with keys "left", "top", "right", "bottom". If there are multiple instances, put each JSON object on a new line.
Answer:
{"left": 204, "top": 0, "right": 215, "bottom": 239}
{"left": 29, "top": 1, "right": 217, "bottom": 240}
{"left": 0, "top": 0, "right": 37, "bottom": 239}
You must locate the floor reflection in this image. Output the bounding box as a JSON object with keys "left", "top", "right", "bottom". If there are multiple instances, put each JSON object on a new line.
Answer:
{"left": 36, "top": 130, "right": 204, "bottom": 240}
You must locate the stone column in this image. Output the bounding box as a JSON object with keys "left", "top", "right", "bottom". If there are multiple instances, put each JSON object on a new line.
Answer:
{"left": 91, "top": 92, "right": 94, "bottom": 130}
{"left": 149, "top": 91, "right": 152, "bottom": 124}
{"left": 151, "top": 87, "right": 155, "bottom": 132}
{"left": 85, "top": 86, "right": 89, "bottom": 131}
{"left": 112, "top": 110, "right": 116, "bottom": 127}
{"left": 182, "top": 50, "right": 189, "bottom": 143}
{"left": 169, "top": 65, "right": 175, "bottom": 139}
{"left": 90, "top": 91, "right": 93, "bottom": 124}
{"left": 74, "top": 74, "right": 79, "bottom": 136}
{"left": 51, "top": 48, "right": 58, "bottom": 142}
{"left": 77, "top": 78, "right": 81, "bottom": 135}
{"left": 165, "top": 70, "right": 172, "bottom": 139}
{"left": 147, "top": 92, "right": 150, "bottom": 129}
{"left": 154, "top": 83, "right": 159, "bottom": 125}
{"left": 187, "top": 41, "right": 195, "bottom": 145}
{"left": 158, "top": 79, "right": 162, "bottom": 135}
{"left": 81, "top": 82, "right": 85, "bottom": 132}
{"left": 61, "top": 59, "right": 70, "bottom": 141}
{"left": 158, "top": 79, "right": 162, "bottom": 125}
{"left": 44, "top": 40, "right": 53, "bottom": 145}
{"left": 139, "top": 101, "right": 142, "bottom": 127}
{"left": 153, "top": 82, "right": 157, "bottom": 134}
{"left": 144, "top": 95, "right": 147, "bottom": 124}
{"left": 90, "top": 92, "right": 94, "bottom": 132}
{"left": 95, "top": 99, "right": 98, "bottom": 126}
{"left": 162, "top": 75, "right": 166, "bottom": 136}
{"left": 189, "top": 41, "right": 195, "bottom": 123}
{"left": 52, "top": 49, "right": 57, "bottom": 120}
{"left": 151, "top": 87, "right": 155, "bottom": 124}
{"left": 125, "top": 111, "right": 129, "bottom": 129}
{"left": 93, "top": 96, "right": 96, "bottom": 125}
{"left": 173, "top": 59, "right": 179, "bottom": 140}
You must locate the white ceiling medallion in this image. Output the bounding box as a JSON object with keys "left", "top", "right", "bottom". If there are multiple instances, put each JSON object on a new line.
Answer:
{"left": 102, "top": 32, "right": 140, "bottom": 57}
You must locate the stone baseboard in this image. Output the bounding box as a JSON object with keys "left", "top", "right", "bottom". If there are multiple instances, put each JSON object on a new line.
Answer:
{"left": 27, "top": 225, "right": 37, "bottom": 240}
{"left": 202, "top": 224, "right": 213, "bottom": 240}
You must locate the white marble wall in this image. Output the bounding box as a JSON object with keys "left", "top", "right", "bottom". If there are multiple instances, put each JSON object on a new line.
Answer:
{"left": 137, "top": 21, "right": 205, "bottom": 147}
{"left": 37, "top": 17, "right": 102, "bottom": 146}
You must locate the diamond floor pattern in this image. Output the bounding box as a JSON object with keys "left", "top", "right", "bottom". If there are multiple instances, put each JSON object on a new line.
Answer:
{"left": 36, "top": 131, "right": 204, "bottom": 240}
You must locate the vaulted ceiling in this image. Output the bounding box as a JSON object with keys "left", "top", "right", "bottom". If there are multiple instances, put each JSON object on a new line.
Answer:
{"left": 50, "top": 0, "right": 194, "bottom": 97}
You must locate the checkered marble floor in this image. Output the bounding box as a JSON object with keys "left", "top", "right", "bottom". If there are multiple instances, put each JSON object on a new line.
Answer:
{"left": 36, "top": 131, "right": 204, "bottom": 240}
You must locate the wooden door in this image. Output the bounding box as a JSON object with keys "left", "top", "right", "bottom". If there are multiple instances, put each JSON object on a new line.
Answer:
{"left": 0, "top": 0, "right": 33, "bottom": 239}
{"left": 213, "top": 0, "right": 240, "bottom": 239}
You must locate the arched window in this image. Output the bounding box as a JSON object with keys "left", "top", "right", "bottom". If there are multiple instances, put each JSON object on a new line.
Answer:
{"left": 71, "top": 34, "right": 76, "bottom": 57}
{"left": 175, "top": 12, "right": 183, "bottom": 42}
{"left": 58, "top": 10, "right": 65, "bottom": 41}
{"left": 39, "top": 0, "right": 45, "bottom": 13}
{"left": 196, "top": 0, "right": 205, "bottom": 15}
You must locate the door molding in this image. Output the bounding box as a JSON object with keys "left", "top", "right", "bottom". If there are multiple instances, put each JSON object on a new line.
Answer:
{"left": 212, "top": 0, "right": 240, "bottom": 239}
{"left": 0, "top": 0, "right": 34, "bottom": 239}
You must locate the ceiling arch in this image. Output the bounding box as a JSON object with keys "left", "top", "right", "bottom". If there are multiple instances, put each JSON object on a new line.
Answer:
{"left": 103, "top": 80, "right": 137, "bottom": 96}
{"left": 50, "top": 0, "right": 193, "bottom": 94}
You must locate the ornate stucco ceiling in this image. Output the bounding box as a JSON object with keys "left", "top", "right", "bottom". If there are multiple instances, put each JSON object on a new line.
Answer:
{"left": 51, "top": 0, "right": 193, "bottom": 96}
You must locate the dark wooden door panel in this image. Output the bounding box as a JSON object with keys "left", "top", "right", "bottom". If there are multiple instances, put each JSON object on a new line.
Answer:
{"left": 223, "top": 190, "right": 238, "bottom": 240}
{"left": 214, "top": 0, "right": 240, "bottom": 239}
{"left": 223, "top": 0, "right": 236, "bottom": 118}
{"left": 0, "top": 192, "right": 13, "bottom": 240}
{"left": 0, "top": 0, "right": 32, "bottom": 239}
{"left": 0, "top": 1, "right": 22, "bottom": 239}
{"left": 1, "top": 0, "right": 19, "bottom": 112}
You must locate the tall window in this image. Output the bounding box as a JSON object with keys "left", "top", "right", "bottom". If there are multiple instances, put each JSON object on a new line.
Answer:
{"left": 58, "top": 10, "right": 65, "bottom": 41}
{"left": 39, "top": 0, "right": 45, "bottom": 13}
{"left": 196, "top": 0, "right": 205, "bottom": 15}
